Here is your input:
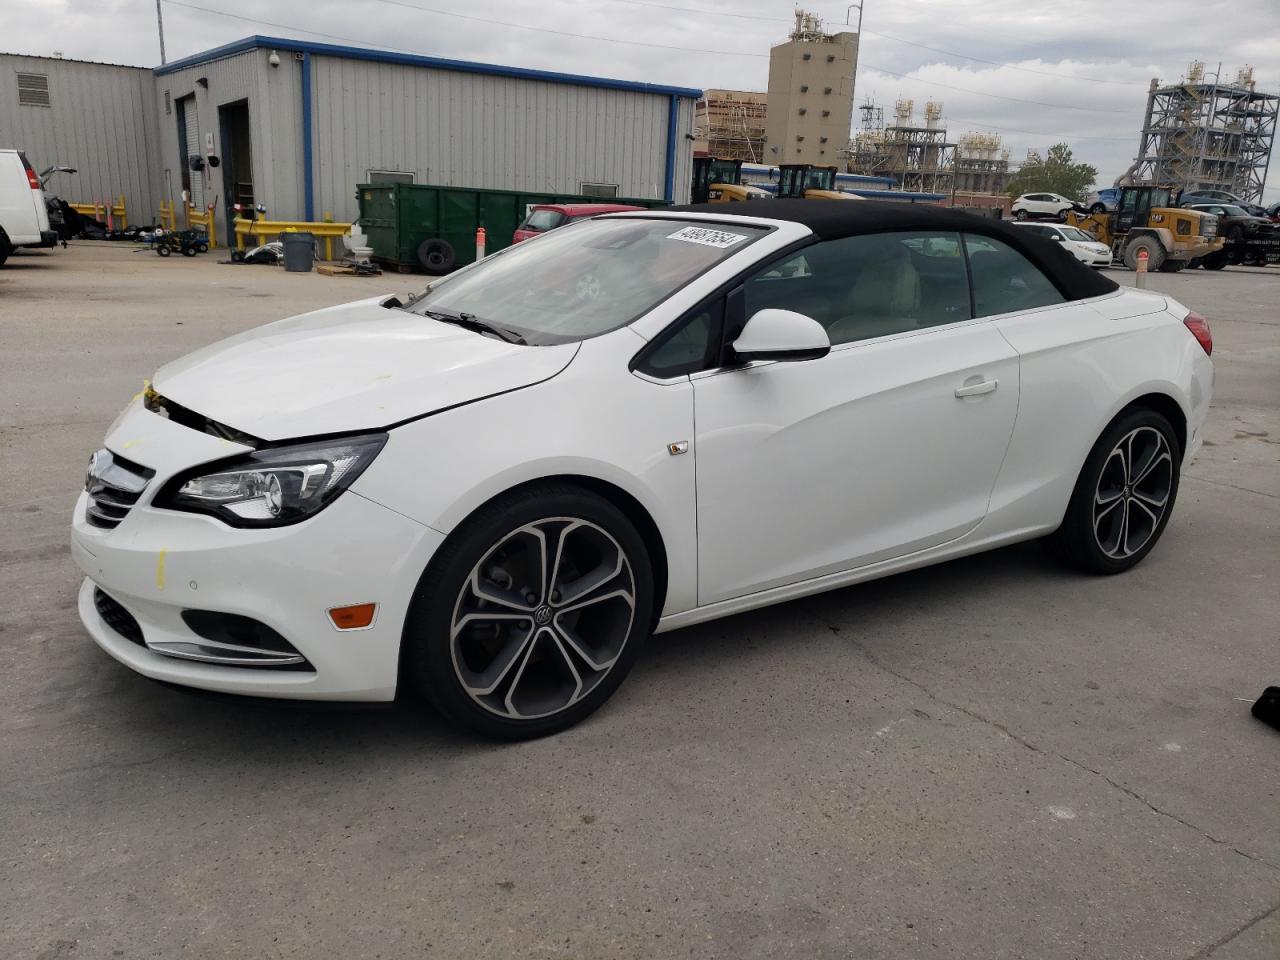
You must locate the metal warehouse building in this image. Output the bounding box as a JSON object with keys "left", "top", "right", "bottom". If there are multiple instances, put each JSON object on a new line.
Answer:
{"left": 2, "top": 37, "right": 699, "bottom": 244}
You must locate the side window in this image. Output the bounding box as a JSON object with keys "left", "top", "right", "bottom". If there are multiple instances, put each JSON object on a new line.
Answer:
{"left": 636, "top": 300, "right": 723, "bottom": 378}
{"left": 964, "top": 234, "right": 1066, "bottom": 318}
{"left": 742, "top": 231, "right": 970, "bottom": 347}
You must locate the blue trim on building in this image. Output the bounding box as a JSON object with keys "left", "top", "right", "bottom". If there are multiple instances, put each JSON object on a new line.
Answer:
{"left": 301, "top": 52, "right": 314, "bottom": 221}
{"left": 664, "top": 95, "right": 679, "bottom": 203}
{"left": 154, "top": 35, "right": 702, "bottom": 99}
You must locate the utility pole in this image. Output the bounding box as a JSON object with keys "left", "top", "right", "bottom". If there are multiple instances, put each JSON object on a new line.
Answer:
{"left": 155, "top": 0, "right": 167, "bottom": 65}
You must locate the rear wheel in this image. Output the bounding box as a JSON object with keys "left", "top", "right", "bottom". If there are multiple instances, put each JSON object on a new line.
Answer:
{"left": 156, "top": 243, "right": 171, "bottom": 257}
{"left": 1014, "top": 209, "right": 1028, "bottom": 221}
{"left": 404, "top": 484, "right": 653, "bottom": 740}
{"left": 1123, "top": 236, "right": 1166, "bottom": 271}
{"left": 0, "top": 232, "right": 10, "bottom": 267}
{"left": 1090, "top": 203, "right": 1107, "bottom": 214}
{"left": 1158, "top": 259, "right": 1187, "bottom": 273}
{"left": 1203, "top": 251, "right": 1228, "bottom": 270}
{"left": 1044, "top": 408, "right": 1180, "bottom": 575}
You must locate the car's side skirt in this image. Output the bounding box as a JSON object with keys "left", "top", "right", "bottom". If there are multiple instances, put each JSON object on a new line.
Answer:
{"left": 653, "top": 521, "right": 1056, "bottom": 635}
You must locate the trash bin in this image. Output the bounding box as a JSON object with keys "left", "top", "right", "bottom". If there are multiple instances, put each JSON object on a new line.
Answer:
{"left": 282, "top": 232, "right": 315, "bottom": 272}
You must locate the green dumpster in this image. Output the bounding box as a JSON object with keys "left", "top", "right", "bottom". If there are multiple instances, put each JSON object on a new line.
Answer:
{"left": 356, "top": 182, "right": 669, "bottom": 274}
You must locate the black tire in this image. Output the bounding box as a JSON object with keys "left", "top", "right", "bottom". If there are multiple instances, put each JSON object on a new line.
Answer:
{"left": 1090, "top": 203, "right": 1107, "bottom": 214}
{"left": 1158, "top": 259, "right": 1186, "bottom": 273}
{"left": 1203, "top": 251, "right": 1228, "bottom": 271}
{"left": 1044, "top": 407, "right": 1181, "bottom": 575}
{"left": 1013, "top": 209, "right": 1028, "bottom": 221}
{"left": 156, "top": 244, "right": 171, "bottom": 257}
{"left": 403, "top": 483, "right": 654, "bottom": 740}
{"left": 196, "top": 242, "right": 209, "bottom": 253}
{"left": 0, "top": 232, "right": 10, "bottom": 267}
{"left": 416, "top": 238, "right": 456, "bottom": 275}
{"left": 181, "top": 244, "right": 197, "bottom": 257}
{"left": 1056, "top": 208, "right": 1070, "bottom": 222}
{"left": 1123, "top": 236, "right": 1165, "bottom": 271}
{"left": 230, "top": 250, "right": 245, "bottom": 263}
{"left": 1187, "top": 257, "right": 1203, "bottom": 269}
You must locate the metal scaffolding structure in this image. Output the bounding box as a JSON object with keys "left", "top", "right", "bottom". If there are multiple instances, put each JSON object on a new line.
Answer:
{"left": 845, "top": 99, "right": 1007, "bottom": 195}
{"left": 1128, "top": 62, "right": 1278, "bottom": 203}
{"left": 693, "top": 89, "right": 768, "bottom": 163}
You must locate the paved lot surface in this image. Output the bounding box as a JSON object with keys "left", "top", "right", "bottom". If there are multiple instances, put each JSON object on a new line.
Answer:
{"left": 2, "top": 243, "right": 1277, "bottom": 959}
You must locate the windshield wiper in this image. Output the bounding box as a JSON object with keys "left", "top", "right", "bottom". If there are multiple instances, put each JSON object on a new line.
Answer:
{"left": 421, "top": 308, "right": 527, "bottom": 345}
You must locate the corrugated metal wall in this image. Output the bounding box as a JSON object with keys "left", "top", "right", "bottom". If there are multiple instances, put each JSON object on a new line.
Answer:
{"left": 0, "top": 54, "right": 161, "bottom": 220}
{"left": 310, "top": 55, "right": 692, "bottom": 222}
{"left": 6, "top": 45, "right": 695, "bottom": 231}
{"left": 154, "top": 49, "right": 305, "bottom": 236}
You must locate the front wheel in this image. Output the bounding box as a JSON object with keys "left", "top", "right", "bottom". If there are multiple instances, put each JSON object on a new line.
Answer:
{"left": 1044, "top": 409, "right": 1181, "bottom": 574}
{"left": 404, "top": 484, "right": 653, "bottom": 740}
{"left": 1090, "top": 203, "right": 1107, "bottom": 214}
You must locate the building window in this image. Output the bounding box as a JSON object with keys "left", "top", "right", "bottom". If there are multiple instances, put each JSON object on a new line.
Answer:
{"left": 16, "top": 72, "right": 50, "bottom": 107}
{"left": 799, "top": 85, "right": 808, "bottom": 93}
{"left": 164, "top": 90, "right": 172, "bottom": 115}
{"left": 798, "top": 108, "right": 807, "bottom": 116}
{"left": 580, "top": 182, "right": 619, "bottom": 198}
{"left": 802, "top": 53, "right": 811, "bottom": 61}
{"left": 367, "top": 170, "right": 414, "bottom": 185}
{"left": 822, "top": 110, "right": 830, "bottom": 118}
{"left": 826, "top": 55, "right": 835, "bottom": 63}
{"left": 820, "top": 136, "right": 828, "bottom": 143}
{"left": 796, "top": 135, "right": 805, "bottom": 142}
{"left": 824, "top": 87, "right": 832, "bottom": 94}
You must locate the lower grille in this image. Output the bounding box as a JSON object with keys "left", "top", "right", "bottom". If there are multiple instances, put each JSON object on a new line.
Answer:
{"left": 85, "top": 449, "right": 154, "bottom": 530}
{"left": 94, "top": 588, "right": 145, "bottom": 647}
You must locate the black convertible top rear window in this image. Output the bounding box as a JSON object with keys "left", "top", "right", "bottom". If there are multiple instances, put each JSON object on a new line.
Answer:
{"left": 666, "top": 199, "right": 1119, "bottom": 302}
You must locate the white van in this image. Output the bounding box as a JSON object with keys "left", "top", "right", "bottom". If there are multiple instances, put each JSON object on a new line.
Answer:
{"left": 0, "top": 149, "right": 56, "bottom": 266}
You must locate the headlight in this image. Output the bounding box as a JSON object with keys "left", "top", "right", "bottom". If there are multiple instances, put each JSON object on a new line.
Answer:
{"left": 157, "top": 434, "right": 387, "bottom": 527}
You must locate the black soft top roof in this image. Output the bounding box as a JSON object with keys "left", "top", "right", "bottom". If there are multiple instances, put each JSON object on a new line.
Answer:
{"left": 666, "top": 198, "right": 1119, "bottom": 301}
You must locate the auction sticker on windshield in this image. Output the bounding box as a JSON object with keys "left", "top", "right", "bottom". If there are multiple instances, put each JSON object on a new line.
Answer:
{"left": 666, "top": 226, "right": 750, "bottom": 248}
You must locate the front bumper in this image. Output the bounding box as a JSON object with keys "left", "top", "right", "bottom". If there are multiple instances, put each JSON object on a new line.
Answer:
{"left": 71, "top": 400, "right": 445, "bottom": 700}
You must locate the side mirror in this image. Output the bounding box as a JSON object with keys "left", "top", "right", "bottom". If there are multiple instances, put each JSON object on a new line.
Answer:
{"left": 731, "top": 309, "right": 830, "bottom": 363}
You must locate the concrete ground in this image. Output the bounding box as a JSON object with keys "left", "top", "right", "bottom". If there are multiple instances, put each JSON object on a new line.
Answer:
{"left": 2, "top": 243, "right": 1277, "bottom": 960}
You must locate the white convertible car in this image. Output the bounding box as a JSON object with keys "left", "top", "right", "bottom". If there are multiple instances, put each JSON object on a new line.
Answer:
{"left": 74, "top": 201, "right": 1214, "bottom": 739}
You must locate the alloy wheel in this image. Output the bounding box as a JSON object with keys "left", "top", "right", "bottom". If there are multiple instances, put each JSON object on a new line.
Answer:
{"left": 449, "top": 517, "right": 636, "bottom": 720}
{"left": 1092, "top": 426, "right": 1173, "bottom": 559}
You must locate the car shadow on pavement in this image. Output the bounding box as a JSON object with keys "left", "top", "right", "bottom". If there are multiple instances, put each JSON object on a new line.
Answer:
{"left": 70, "top": 539, "right": 1067, "bottom": 761}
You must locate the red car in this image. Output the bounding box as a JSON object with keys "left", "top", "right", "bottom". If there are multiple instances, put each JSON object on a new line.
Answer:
{"left": 512, "top": 203, "right": 643, "bottom": 243}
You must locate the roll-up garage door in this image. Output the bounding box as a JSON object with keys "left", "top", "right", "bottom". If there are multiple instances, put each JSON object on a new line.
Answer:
{"left": 181, "top": 95, "right": 204, "bottom": 209}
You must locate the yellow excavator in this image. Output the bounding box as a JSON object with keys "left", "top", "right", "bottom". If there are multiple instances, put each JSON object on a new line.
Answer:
{"left": 691, "top": 157, "right": 774, "bottom": 203}
{"left": 1065, "top": 185, "right": 1221, "bottom": 272}
{"left": 776, "top": 164, "right": 861, "bottom": 201}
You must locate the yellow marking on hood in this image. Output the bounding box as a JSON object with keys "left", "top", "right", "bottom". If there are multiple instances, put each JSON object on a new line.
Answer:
{"left": 372, "top": 373, "right": 393, "bottom": 381}
{"left": 121, "top": 439, "right": 143, "bottom": 449}
{"left": 155, "top": 549, "right": 167, "bottom": 590}
{"left": 130, "top": 379, "right": 153, "bottom": 404}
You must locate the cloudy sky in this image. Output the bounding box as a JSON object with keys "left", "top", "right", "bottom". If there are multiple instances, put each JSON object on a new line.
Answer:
{"left": 7, "top": 0, "right": 1280, "bottom": 200}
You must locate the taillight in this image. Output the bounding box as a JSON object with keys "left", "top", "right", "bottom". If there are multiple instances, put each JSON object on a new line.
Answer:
{"left": 1183, "top": 311, "right": 1212, "bottom": 356}
{"left": 24, "top": 166, "right": 40, "bottom": 190}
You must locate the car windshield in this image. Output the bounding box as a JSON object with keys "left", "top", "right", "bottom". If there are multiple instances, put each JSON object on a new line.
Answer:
{"left": 1060, "top": 227, "right": 1095, "bottom": 242}
{"left": 522, "top": 209, "right": 564, "bottom": 231}
{"left": 408, "top": 217, "right": 765, "bottom": 345}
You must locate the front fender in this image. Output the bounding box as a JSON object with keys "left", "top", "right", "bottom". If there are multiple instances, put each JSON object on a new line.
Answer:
{"left": 350, "top": 344, "right": 700, "bottom": 617}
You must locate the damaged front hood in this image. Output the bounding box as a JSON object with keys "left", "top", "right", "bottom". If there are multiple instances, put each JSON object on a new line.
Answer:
{"left": 152, "top": 296, "right": 578, "bottom": 440}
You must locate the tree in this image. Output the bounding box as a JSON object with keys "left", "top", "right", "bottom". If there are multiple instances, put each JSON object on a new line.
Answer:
{"left": 1006, "top": 144, "right": 1098, "bottom": 202}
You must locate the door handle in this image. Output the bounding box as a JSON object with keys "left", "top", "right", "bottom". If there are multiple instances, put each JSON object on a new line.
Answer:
{"left": 955, "top": 377, "right": 998, "bottom": 398}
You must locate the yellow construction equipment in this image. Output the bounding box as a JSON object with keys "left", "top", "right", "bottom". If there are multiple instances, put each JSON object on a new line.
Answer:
{"left": 777, "top": 164, "right": 861, "bottom": 201}
{"left": 1065, "top": 185, "right": 1221, "bottom": 272}
{"left": 691, "top": 157, "right": 773, "bottom": 203}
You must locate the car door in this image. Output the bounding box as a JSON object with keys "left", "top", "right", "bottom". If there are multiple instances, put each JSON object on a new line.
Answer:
{"left": 690, "top": 231, "right": 1021, "bottom": 606}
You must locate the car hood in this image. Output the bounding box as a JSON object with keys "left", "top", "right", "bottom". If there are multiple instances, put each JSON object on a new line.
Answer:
{"left": 152, "top": 295, "right": 579, "bottom": 440}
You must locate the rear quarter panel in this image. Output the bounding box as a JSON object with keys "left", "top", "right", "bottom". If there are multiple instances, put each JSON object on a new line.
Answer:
{"left": 984, "top": 290, "right": 1211, "bottom": 537}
